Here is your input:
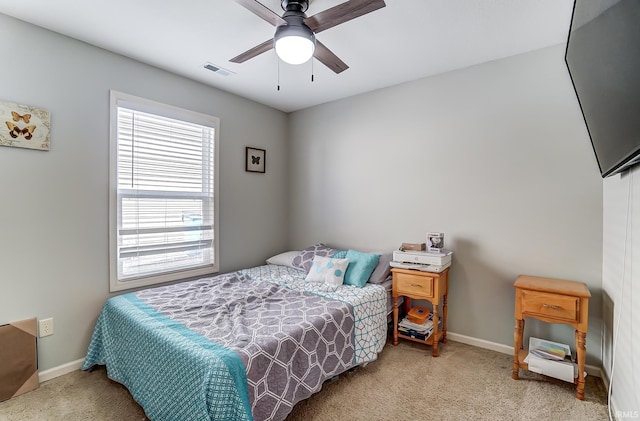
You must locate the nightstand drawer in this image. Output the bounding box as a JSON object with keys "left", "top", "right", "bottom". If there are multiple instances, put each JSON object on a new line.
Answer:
{"left": 395, "top": 272, "right": 434, "bottom": 298}
{"left": 521, "top": 290, "right": 578, "bottom": 322}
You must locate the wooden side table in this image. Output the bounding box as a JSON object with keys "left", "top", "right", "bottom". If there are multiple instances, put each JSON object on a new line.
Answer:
{"left": 391, "top": 267, "right": 449, "bottom": 357}
{"left": 512, "top": 275, "right": 591, "bottom": 400}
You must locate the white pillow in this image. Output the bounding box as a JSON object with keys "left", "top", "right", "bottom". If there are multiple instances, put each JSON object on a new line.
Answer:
{"left": 304, "top": 256, "right": 349, "bottom": 290}
{"left": 266, "top": 251, "right": 301, "bottom": 268}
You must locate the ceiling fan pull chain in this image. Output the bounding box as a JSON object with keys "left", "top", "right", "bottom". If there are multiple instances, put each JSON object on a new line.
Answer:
{"left": 277, "top": 57, "right": 281, "bottom": 91}
{"left": 311, "top": 58, "right": 314, "bottom": 82}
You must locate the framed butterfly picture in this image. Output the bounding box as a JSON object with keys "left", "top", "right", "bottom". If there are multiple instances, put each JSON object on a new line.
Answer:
{"left": 0, "top": 100, "right": 50, "bottom": 151}
{"left": 245, "top": 147, "right": 265, "bottom": 173}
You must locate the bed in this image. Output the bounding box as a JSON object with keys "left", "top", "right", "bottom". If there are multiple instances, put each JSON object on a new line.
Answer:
{"left": 82, "top": 247, "right": 393, "bottom": 421}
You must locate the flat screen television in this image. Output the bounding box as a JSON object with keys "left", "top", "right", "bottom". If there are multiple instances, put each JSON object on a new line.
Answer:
{"left": 565, "top": 0, "right": 640, "bottom": 178}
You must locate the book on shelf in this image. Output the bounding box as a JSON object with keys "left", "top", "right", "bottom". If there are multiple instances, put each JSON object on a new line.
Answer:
{"left": 528, "top": 337, "right": 572, "bottom": 361}
{"left": 398, "top": 326, "right": 433, "bottom": 341}
{"left": 398, "top": 314, "right": 441, "bottom": 342}
{"left": 399, "top": 318, "right": 433, "bottom": 332}
{"left": 530, "top": 348, "right": 567, "bottom": 361}
{"left": 399, "top": 314, "right": 434, "bottom": 331}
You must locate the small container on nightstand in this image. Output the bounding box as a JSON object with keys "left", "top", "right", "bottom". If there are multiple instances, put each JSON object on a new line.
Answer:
{"left": 407, "top": 306, "right": 430, "bottom": 324}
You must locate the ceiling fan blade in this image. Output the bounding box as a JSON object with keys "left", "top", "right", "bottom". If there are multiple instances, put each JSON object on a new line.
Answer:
{"left": 304, "top": 0, "right": 386, "bottom": 34}
{"left": 234, "top": 0, "right": 286, "bottom": 27}
{"left": 230, "top": 39, "right": 274, "bottom": 63}
{"left": 314, "top": 40, "right": 348, "bottom": 74}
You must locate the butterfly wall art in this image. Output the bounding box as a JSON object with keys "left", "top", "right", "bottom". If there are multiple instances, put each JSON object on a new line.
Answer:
{"left": 0, "top": 100, "right": 50, "bottom": 151}
{"left": 245, "top": 147, "right": 266, "bottom": 173}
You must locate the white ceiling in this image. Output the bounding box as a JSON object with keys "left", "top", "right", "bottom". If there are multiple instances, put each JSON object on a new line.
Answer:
{"left": 0, "top": 0, "right": 575, "bottom": 113}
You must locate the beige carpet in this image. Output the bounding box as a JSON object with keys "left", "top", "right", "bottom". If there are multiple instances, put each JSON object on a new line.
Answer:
{"left": 0, "top": 340, "right": 608, "bottom": 421}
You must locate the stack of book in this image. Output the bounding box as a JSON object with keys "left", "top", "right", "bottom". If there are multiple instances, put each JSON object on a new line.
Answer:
{"left": 398, "top": 312, "right": 435, "bottom": 341}
{"left": 529, "top": 341, "right": 570, "bottom": 361}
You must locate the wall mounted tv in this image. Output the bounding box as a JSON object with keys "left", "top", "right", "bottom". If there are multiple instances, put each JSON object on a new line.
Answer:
{"left": 565, "top": 0, "right": 640, "bottom": 178}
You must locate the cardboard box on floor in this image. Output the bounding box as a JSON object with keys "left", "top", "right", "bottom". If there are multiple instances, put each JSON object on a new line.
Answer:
{"left": 0, "top": 318, "right": 39, "bottom": 401}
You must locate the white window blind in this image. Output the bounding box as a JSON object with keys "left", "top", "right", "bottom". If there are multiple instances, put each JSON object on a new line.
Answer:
{"left": 109, "top": 91, "right": 219, "bottom": 291}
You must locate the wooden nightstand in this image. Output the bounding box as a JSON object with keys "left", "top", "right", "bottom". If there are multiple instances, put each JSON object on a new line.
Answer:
{"left": 392, "top": 267, "right": 449, "bottom": 357}
{"left": 512, "top": 275, "right": 591, "bottom": 400}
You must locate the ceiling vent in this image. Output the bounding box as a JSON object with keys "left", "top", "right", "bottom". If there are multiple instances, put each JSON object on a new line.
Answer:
{"left": 203, "top": 63, "right": 234, "bottom": 77}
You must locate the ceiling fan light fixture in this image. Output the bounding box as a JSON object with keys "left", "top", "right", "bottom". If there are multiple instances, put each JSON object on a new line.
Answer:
{"left": 274, "top": 22, "right": 316, "bottom": 65}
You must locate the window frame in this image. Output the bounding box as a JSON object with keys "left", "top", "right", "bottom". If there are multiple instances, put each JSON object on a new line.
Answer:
{"left": 109, "top": 90, "right": 220, "bottom": 292}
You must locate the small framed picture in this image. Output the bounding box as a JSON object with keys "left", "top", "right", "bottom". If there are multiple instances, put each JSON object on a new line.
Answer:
{"left": 426, "top": 232, "right": 444, "bottom": 252}
{"left": 245, "top": 147, "right": 266, "bottom": 173}
{"left": 0, "top": 100, "right": 51, "bottom": 151}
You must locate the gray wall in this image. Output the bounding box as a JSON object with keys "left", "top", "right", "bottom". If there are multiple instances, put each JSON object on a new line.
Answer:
{"left": 0, "top": 14, "right": 289, "bottom": 371}
{"left": 288, "top": 45, "right": 604, "bottom": 363}
{"left": 602, "top": 165, "right": 640, "bottom": 414}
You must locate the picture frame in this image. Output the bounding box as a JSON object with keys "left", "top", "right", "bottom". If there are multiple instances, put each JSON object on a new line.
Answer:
{"left": 426, "top": 232, "right": 445, "bottom": 252}
{"left": 0, "top": 100, "right": 51, "bottom": 151}
{"left": 245, "top": 147, "right": 265, "bottom": 173}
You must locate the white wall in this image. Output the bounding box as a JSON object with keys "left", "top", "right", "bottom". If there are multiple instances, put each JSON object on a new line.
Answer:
{"left": 288, "top": 45, "right": 604, "bottom": 363}
{"left": 0, "top": 14, "right": 289, "bottom": 371}
{"left": 603, "top": 165, "right": 640, "bottom": 415}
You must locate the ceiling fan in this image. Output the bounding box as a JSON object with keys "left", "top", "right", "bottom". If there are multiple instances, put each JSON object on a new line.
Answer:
{"left": 230, "top": 0, "right": 386, "bottom": 74}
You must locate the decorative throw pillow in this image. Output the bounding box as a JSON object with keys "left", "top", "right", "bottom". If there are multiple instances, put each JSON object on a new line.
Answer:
{"left": 304, "top": 256, "right": 349, "bottom": 290}
{"left": 292, "top": 244, "right": 337, "bottom": 272}
{"left": 265, "top": 251, "right": 301, "bottom": 268}
{"left": 332, "top": 250, "right": 347, "bottom": 259}
{"left": 343, "top": 249, "right": 381, "bottom": 288}
{"left": 367, "top": 252, "right": 393, "bottom": 284}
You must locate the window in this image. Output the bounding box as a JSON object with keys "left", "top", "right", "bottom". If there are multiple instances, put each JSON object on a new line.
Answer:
{"left": 109, "top": 91, "right": 219, "bottom": 292}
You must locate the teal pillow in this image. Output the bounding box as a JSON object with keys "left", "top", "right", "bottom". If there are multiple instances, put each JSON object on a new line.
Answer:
{"left": 343, "top": 249, "right": 381, "bottom": 288}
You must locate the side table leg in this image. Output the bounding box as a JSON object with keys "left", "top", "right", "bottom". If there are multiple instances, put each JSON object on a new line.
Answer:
{"left": 576, "top": 330, "right": 587, "bottom": 400}
{"left": 442, "top": 294, "right": 448, "bottom": 344}
{"left": 392, "top": 296, "right": 399, "bottom": 346}
{"left": 432, "top": 304, "right": 439, "bottom": 357}
{"left": 512, "top": 318, "right": 524, "bottom": 380}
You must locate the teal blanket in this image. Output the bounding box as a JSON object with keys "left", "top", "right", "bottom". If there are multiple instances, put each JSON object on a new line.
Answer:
{"left": 82, "top": 294, "right": 252, "bottom": 421}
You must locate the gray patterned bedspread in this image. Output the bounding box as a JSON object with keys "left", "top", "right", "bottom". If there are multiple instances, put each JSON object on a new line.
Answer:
{"left": 136, "top": 271, "right": 355, "bottom": 421}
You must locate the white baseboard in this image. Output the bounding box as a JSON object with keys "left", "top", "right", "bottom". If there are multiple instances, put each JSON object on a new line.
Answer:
{"left": 446, "top": 331, "right": 603, "bottom": 378}
{"left": 38, "top": 358, "right": 84, "bottom": 383}
{"left": 447, "top": 332, "right": 514, "bottom": 355}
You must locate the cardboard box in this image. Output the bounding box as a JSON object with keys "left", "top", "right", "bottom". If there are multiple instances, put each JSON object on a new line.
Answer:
{"left": 0, "top": 318, "right": 38, "bottom": 401}
{"left": 524, "top": 337, "right": 578, "bottom": 383}
{"left": 401, "top": 242, "right": 426, "bottom": 251}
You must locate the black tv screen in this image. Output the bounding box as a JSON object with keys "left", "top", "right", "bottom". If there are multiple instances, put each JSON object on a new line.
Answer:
{"left": 565, "top": 0, "right": 640, "bottom": 178}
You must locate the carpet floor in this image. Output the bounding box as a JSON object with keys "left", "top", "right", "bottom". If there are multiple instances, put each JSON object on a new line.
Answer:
{"left": 0, "top": 339, "right": 609, "bottom": 421}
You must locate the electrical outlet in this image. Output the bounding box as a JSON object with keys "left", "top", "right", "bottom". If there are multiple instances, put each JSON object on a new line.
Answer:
{"left": 39, "top": 318, "right": 54, "bottom": 337}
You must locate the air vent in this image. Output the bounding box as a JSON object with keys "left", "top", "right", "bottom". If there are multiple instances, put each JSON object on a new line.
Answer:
{"left": 203, "top": 63, "right": 234, "bottom": 77}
